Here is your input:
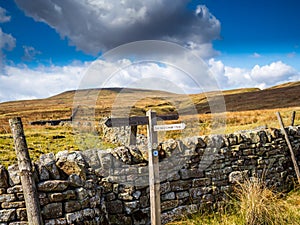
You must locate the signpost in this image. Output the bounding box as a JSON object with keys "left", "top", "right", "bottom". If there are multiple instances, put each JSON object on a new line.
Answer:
{"left": 105, "top": 113, "right": 178, "bottom": 145}
{"left": 154, "top": 123, "right": 186, "bottom": 132}
{"left": 105, "top": 110, "right": 185, "bottom": 225}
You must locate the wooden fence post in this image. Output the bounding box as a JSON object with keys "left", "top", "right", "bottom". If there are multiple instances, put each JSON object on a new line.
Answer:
{"left": 276, "top": 112, "right": 300, "bottom": 184}
{"left": 291, "top": 111, "right": 296, "bottom": 126}
{"left": 147, "top": 110, "right": 161, "bottom": 225}
{"left": 9, "top": 117, "right": 44, "bottom": 225}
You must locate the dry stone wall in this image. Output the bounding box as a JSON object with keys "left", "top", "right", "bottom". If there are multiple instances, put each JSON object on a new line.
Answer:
{"left": 0, "top": 126, "right": 300, "bottom": 224}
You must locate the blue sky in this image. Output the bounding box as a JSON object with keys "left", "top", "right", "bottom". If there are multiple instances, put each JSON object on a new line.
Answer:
{"left": 0, "top": 0, "right": 300, "bottom": 102}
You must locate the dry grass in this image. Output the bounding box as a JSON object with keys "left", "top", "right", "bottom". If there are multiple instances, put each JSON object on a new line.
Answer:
{"left": 1, "top": 83, "right": 300, "bottom": 167}
{"left": 167, "top": 178, "right": 300, "bottom": 225}
{"left": 235, "top": 178, "right": 295, "bottom": 225}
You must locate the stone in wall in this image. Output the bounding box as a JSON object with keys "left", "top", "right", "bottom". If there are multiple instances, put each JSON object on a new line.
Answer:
{"left": 56, "top": 151, "right": 86, "bottom": 180}
{"left": 0, "top": 165, "right": 9, "bottom": 188}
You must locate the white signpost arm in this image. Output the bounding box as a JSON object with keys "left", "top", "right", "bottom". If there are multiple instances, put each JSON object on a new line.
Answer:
{"left": 147, "top": 110, "right": 161, "bottom": 225}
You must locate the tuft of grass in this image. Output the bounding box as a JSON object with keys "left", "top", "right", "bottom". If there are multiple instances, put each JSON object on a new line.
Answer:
{"left": 167, "top": 178, "right": 300, "bottom": 225}
{"left": 235, "top": 177, "right": 298, "bottom": 225}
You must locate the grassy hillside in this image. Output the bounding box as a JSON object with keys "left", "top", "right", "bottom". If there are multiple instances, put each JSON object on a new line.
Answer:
{"left": 1, "top": 82, "right": 300, "bottom": 166}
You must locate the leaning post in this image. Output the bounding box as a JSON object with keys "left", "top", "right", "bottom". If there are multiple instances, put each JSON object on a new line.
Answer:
{"left": 9, "top": 117, "right": 44, "bottom": 225}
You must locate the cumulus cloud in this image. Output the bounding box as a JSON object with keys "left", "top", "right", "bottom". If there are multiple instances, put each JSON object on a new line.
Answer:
{"left": 0, "top": 62, "right": 88, "bottom": 102}
{"left": 0, "top": 57, "right": 215, "bottom": 102}
{"left": 1, "top": 58, "right": 299, "bottom": 103}
{"left": 209, "top": 60, "right": 300, "bottom": 89}
{"left": 14, "top": 0, "right": 220, "bottom": 58}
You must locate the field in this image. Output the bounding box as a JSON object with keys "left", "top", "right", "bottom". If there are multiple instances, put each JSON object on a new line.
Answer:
{"left": 1, "top": 82, "right": 300, "bottom": 167}
{"left": 1, "top": 82, "right": 300, "bottom": 224}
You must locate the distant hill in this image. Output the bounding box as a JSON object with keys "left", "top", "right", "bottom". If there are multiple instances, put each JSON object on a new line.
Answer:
{"left": 1, "top": 82, "right": 300, "bottom": 130}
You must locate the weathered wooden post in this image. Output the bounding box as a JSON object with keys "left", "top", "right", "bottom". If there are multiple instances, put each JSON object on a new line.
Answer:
{"left": 146, "top": 110, "right": 161, "bottom": 225}
{"left": 9, "top": 117, "right": 44, "bottom": 225}
{"left": 130, "top": 125, "right": 138, "bottom": 145}
{"left": 276, "top": 112, "right": 300, "bottom": 184}
{"left": 291, "top": 111, "right": 296, "bottom": 126}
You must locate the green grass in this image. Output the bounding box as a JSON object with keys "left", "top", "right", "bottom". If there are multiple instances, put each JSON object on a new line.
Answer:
{"left": 0, "top": 124, "right": 117, "bottom": 168}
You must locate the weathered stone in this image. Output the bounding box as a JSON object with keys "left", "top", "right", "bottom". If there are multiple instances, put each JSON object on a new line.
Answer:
{"left": 99, "top": 180, "right": 113, "bottom": 193}
{"left": 40, "top": 153, "right": 60, "bottom": 179}
{"left": 79, "top": 197, "right": 90, "bottom": 209}
{"left": 105, "top": 200, "right": 123, "bottom": 214}
{"left": 16, "top": 208, "right": 27, "bottom": 221}
{"left": 161, "top": 200, "right": 178, "bottom": 211}
{"left": 42, "top": 203, "right": 63, "bottom": 219}
{"left": 16, "top": 193, "right": 24, "bottom": 201}
{"left": 56, "top": 151, "right": 86, "bottom": 179}
{"left": 65, "top": 211, "right": 83, "bottom": 224}
{"left": 0, "top": 187, "right": 5, "bottom": 194}
{"left": 48, "top": 193, "right": 64, "bottom": 202}
{"left": 38, "top": 180, "right": 69, "bottom": 192}
{"left": 160, "top": 182, "right": 171, "bottom": 194}
{"left": 64, "top": 201, "right": 81, "bottom": 213}
{"left": 162, "top": 192, "right": 175, "bottom": 201}
{"left": 111, "top": 146, "right": 132, "bottom": 164}
{"left": 1, "top": 201, "right": 25, "bottom": 209}
{"left": 68, "top": 174, "right": 83, "bottom": 187}
{"left": 75, "top": 187, "right": 88, "bottom": 200}
{"left": 0, "top": 209, "right": 16, "bottom": 222}
{"left": 170, "top": 180, "right": 191, "bottom": 191}
{"left": 133, "top": 190, "right": 141, "bottom": 200}
{"left": 129, "top": 146, "right": 145, "bottom": 163}
{"left": 118, "top": 192, "right": 133, "bottom": 201}
{"left": 108, "top": 214, "right": 132, "bottom": 225}
{"left": 180, "top": 168, "right": 204, "bottom": 179}
{"left": 229, "top": 171, "right": 248, "bottom": 184}
{"left": 37, "top": 165, "right": 50, "bottom": 181}
{"left": 44, "top": 218, "right": 67, "bottom": 225}
{"left": 124, "top": 201, "right": 139, "bottom": 214}
{"left": 48, "top": 190, "right": 76, "bottom": 202}
{"left": 189, "top": 187, "right": 205, "bottom": 199}
{"left": 0, "top": 194, "right": 16, "bottom": 203}
{"left": 176, "top": 191, "right": 189, "bottom": 199}
{"left": 7, "top": 164, "right": 20, "bottom": 186}
{"left": 105, "top": 192, "right": 116, "bottom": 201}
{"left": 7, "top": 185, "right": 22, "bottom": 194}
{"left": 0, "top": 165, "right": 9, "bottom": 188}
{"left": 192, "top": 178, "right": 211, "bottom": 187}
{"left": 139, "top": 196, "right": 149, "bottom": 208}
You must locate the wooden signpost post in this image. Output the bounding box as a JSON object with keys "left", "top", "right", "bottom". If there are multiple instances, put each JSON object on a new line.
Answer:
{"left": 105, "top": 110, "right": 185, "bottom": 225}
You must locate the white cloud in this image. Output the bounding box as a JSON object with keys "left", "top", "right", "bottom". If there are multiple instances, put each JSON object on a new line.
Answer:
{"left": 14, "top": 0, "right": 220, "bottom": 58}
{"left": 209, "top": 59, "right": 300, "bottom": 89}
{"left": 250, "top": 61, "right": 297, "bottom": 84}
{"left": 1, "top": 58, "right": 299, "bottom": 103}
{"left": 0, "top": 62, "right": 89, "bottom": 102}
{"left": 0, "top": 7, "right": 11, "bottom": 23}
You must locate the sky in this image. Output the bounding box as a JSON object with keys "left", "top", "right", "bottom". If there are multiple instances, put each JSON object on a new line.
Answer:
{"left": 0, "top": 0, "right": 300, "bottom": 103}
